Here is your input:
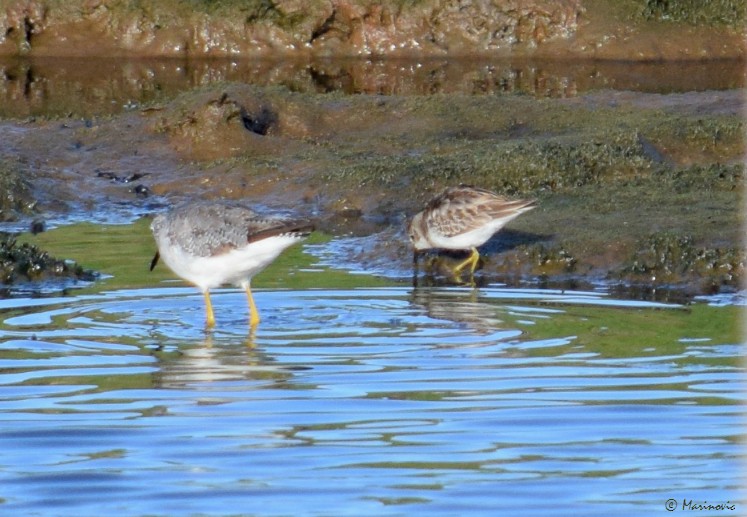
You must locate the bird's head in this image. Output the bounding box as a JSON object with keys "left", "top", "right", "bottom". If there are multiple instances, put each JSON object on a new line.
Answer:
{"left": 407, "top": 212, "right": 429, "bottom": 251}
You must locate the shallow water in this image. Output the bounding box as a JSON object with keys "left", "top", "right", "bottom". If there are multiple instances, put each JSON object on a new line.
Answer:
{"left": 0, "top": 56, "right": 744, "bottom": 117}
{"left": 0, "top": 284, "right": 743, "bottom": 516}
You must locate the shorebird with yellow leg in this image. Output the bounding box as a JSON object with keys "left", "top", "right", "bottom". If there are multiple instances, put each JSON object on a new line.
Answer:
{"left": 150, "top": 201, "right": 313, "bottom": 328}
{"left": 408, "top": 185, "right": 535, "bottom": 282}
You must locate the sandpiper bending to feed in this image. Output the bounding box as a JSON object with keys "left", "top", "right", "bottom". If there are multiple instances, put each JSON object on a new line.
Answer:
{"left": 150, "top": 202, "right": 313, "bottom": 328}
{"left": 407, "top": 185, "right": 535, "bottom": 280}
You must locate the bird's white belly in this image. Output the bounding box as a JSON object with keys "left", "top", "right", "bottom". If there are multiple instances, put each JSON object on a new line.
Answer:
{"left": 159, "top": 234, "right": 302, "bottom": 290}
{"left": 431, "top": 223, "right": 500, "bottom": 250}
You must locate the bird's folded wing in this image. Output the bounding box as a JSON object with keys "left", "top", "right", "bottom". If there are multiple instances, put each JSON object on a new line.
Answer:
{"left": 246, "top": 219, "right": 315, "bottom": 243}
{"left": 426, "top": 196, "right": 534, "bottom": 239}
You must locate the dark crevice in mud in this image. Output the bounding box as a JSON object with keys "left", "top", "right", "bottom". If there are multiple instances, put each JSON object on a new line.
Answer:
{"left": 239, "top": 106, "right": 276, "bottom": 135}
{"left": 23, "top": 17, "right": 35, "bottom": 48}
{"left": 210, "top": 92, "right": 277, "bottom": 135}
{"left": 310, "top": 10, "right": 338, "bottom": 44}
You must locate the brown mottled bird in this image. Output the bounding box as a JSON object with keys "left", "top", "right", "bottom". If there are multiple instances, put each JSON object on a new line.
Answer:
{"left": 150, "top": 202, "right": 313, "bottom": 328}
{"left": 407, "top": 185, "right": 535, "bottom": 278}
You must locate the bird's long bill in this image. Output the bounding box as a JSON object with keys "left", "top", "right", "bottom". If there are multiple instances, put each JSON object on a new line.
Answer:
{"left": 149, "top": 251, "right": 160, "bottom": 271}
{"left": 412, "top": 250, "right": 421, "bottom": 288}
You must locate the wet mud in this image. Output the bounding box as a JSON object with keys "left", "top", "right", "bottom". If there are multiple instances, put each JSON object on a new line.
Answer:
{"left": 0, "top": 156, "right": 36, "bottom": 221}
{"left": 1, "top": 79, "right": 743, "bottom": 296}
{"left": 0, "top": 0, "right": 743, "bottom": 60}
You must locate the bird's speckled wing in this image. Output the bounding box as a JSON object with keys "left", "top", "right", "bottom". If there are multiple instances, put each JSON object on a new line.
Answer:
{"left": 424, "top": 186, "right": 534, "bottom": 238}
{"left": 153, "top": 203, "right": 312, "bottom": 257}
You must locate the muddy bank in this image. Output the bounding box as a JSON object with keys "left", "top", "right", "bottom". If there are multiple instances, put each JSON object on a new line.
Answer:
{"left": 0, "top": 0, "right": 743, "bottom": 60}
{"left": 2, "top": 83, "right": 743, "bottom": 296}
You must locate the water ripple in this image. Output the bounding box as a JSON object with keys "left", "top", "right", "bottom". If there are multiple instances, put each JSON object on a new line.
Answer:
{"left": 0, "top": 286, "right": 742, "bottom": 516}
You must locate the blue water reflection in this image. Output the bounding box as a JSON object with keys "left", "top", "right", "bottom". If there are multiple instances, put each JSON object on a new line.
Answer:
{"left": 0, "top": 287, "right": 742, "bottom": 516}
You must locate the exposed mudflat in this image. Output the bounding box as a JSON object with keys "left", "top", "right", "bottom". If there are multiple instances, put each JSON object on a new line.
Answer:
{"left": 1, "top": 76, "right": 743, "bottom": 297}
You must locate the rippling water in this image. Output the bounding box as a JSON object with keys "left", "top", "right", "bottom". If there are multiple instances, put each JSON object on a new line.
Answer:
{"left": 0, "top": 286, "right": 743, "bottom": 516}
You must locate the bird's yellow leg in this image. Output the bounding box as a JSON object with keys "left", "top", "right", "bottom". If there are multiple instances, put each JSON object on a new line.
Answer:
{"left": 467, "top": 248, "right": 481, "bottom": 274}
{"left": 203, "top": 290, "right": 216, "bottom": 328}
{"left": 453, "top": 248, "right": 481, "bottom": 275}
{"left": 245, "top": 284, "right": 260, "bottom": 327}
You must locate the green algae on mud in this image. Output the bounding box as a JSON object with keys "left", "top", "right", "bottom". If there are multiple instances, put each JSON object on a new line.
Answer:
{"left": 277, "top": 89, "right": 743, "bottom": 292}
{"left": 641, "top": 0, "right": 746, "bottom": 26}
{"left": 509, "top": 300, "right": 742, "bottom": 362}
{"left": 620, "top": 232, "right": 744, "bottom": 290}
